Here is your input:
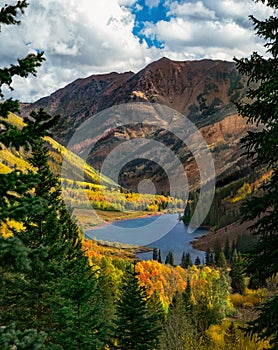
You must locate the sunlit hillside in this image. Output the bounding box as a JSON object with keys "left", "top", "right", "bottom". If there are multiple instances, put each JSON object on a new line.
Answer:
{"left": 0, "top": 113, "right": 184, "bottom": 230}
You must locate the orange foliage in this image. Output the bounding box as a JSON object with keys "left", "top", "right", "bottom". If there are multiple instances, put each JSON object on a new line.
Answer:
{"left": 136, "top": 260, "right": 186, "bottom": 306}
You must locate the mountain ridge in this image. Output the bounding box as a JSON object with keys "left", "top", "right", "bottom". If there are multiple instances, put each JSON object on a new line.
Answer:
{"left": 21, "top": 57, "right": 247, "bottom": 143}
{"left": 20, "top": 57, "right": 253, "bottom": 194}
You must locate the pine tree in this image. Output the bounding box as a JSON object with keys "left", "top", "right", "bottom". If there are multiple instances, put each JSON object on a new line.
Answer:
{"left": 0, "top": 2, "right": 51, "bottom": 346}
{"left": 165, "top": 251, "right": 174, "bottom": 266}
{"left": 158, "top": 249, "right": 162, "bottom": 263}
{"left": 0, "top": 4, "right": 105, "bottom": 346}
{"left": 230, "top": 251, "right": 246, "bottom": 295}
{"left": 194, "top": 256, "right": 201, "bottom": 266}
{"left": 147, "top": 290, "right": 165, "bottom": 324}
{"left": 180, "top": 251, "right": 193, "bottom": 268}
{"left": 181, "top": 252, "right": 186, "bottom": 268}
{"left": 152, "top": 248, "right": 158, "bottom": 261}
{"left": 0, "top": 1, "right": 44, "bottom": 119}
{"left": 1, "top": 114, "right": 105, "bottom": 347}
{"left": 160, "top": 291, "right": 199, "bottom": 350}
{"left": 216, "top": 250, "right": 227, "bottom": 269}
{"left": 231, "top": 239, "right": 237, "bottom": 256}
{"left": 53, "top": 254, "right": 105, "bottom": 349}
{"left": 182, "top": 277, "right": 192, "bottom": 312}
{"left": 235, "top": 1, "right": 278, "bottom": 347}
{"left": 205, "top": 248, "right": 212, "bottom": 266}
{"left": 112, "top": 264, "right": 162, "bottom": 350}
{"left": 0, "top": 323, "right": 47, "bottom": 350}
{"left": 213, "top": 238, "right": 222, "bottom": 266}
{"left": 224, "top": 237, "right": 231, "bottom": 262}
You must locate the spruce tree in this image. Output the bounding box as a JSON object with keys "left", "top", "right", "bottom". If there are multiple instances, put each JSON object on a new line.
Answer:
{"left": 205, "top": 248, "right": 213, "bottom": 266}
{"left": 158, "top": 249, "right": 162, "bottom": 263}
{"left": 112, "top": 264, "right": 162, "bottom": 350}
{"left": 235, "top": 1, "right": 278, "bottom": 346}
{"left": 181, "top": 252, "right": 193, "bottom": 268}
{"left": 0, "top": 2, "right": 50, "bottom": 347}
{"left": 0, "top": 323, "right": 47, "bottom": 350}
{"left": 230, "top": 251, "right": 246, "bottom": 295}
{"left": 213, "top": 238, "right": 222, "bottom": 266}
{"left": 160, "top": 291, "right": 198, "bottom": 350}
{"left": 194, "top": 256, "right": 201, "bottom": 266}
{"left": 1, "top": 112, "right": 105, "bottom": 348}
{"left": 224, "top": 237, "right": 231, "bottom": 262}
{"left": 0, "top": 4, "right": 104, "bottom": 347}
{"left": 152, "top": 248, "right": 158, "bottom": 261}
{"left": 182, "top": 277, "right": 192, "bottom": 312}
{"left": 216, "top": 250, "right": 227, "bottom": 269}
{"left": 165, "top": 251, "right": 174, "bottom": 266}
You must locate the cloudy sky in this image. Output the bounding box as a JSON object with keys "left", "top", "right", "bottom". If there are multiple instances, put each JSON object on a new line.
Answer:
{"left": 0, "top": 0, "right": 272, "bottom": 102}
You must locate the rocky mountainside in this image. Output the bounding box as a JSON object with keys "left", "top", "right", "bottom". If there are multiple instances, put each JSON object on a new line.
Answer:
{"left": 21, "top": 57, "right": 253, "bottom": 193}
{"left": 21, "top": 57, "right": 247, "bottom": 141}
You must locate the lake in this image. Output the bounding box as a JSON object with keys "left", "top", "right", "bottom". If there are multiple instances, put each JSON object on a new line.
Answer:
{"left": 85, "top": 213, "right": 207, "bottom": 265}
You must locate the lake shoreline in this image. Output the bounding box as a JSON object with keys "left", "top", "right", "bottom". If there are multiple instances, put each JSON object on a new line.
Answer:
{"left": 75, "top": 208, "right": 181, "bottom": 230}
{"left": 85, "top": 213, "right": 209, "bottom": 264}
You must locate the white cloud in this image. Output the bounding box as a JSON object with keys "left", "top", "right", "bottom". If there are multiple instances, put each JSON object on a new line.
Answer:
{"left": 167, "top": 1, "right": 216, "bottom": 20}
{"left": 142, "top": 0, "right": 272, "bottom": 61}
{"left": 145, "top": 0, "right": 161, "bottom": 9}
{"left": 0, "top": 0, "right": 161, "bottom": 101}
{"left": 118, "top": 0, "right": 137, "bottom": 6}
{"left": 0, "top": 0, "right": 273, "bottom": 102}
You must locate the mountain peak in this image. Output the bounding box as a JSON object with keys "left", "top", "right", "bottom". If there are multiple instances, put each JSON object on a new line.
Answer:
{"left": 21, "top": 58, "right": 246, "bottom": 146}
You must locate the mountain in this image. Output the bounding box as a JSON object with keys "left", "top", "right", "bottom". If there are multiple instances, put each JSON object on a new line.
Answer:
{"left": 21, "top": 57, "right": 254, "bottom": 194}
{"left": 21, "top": 57, "right": 248, "bottom": 140}
{"left": 1, "top": 112, "right": 183, "bottom": 230}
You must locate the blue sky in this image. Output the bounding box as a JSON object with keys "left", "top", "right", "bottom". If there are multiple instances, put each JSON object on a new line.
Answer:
{"left": 131, "top": 0, "right": 169, "bottom": 48}
{"left": 0, "top": 0, "right": 272, "bottom": 102}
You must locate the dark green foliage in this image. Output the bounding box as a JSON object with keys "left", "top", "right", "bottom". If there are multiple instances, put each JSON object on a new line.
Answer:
{"left": 0, "top": 323, "right": 47, "bottom": 350}
{"left": 0, "top": 4, "right": 106, "bottom": 348}
{"left": 160, "top": 292, "right": 199, "bottom": 350}
{"left": 0, "top": 2, "right": 53, "bottom": 345}
{"left": 181, "top": 251, "right": 193, "bottom": 268}
{"left": 0, "top": 235, "right": 30, "bottom": 275}
{"left": 194, "top": 256, "right": 201, "bottom": 266}
{"left": 205, "top": 248, "right": 214, "bottom": 266}
{"left": 152, "top": 248, "right": 158, "bottom": 261}
{"left": 147, "top": 290, "right": 165, "bottom": 324}
{"left": 224, "top": 237, "right": 231, "bottom": 262}
{"left": 216, "top": 250, "right": 227, "bottom": 269}
{"left": 0, "top": 110, "right": 58, "bottom": 223}
{"left": 230, "top": 251, "right": 246, "bottom": 294}
{"left": 182, "top": 277, "right": 192, "bottom": 312}
{"left": 235, "top": 0, "right": 278, "bottom": 346}
{"left": 52, "top": 255, "right": 105, "bottom": 349}
{"left": 0, "top": 1, "right": 28, "bottom": 27}
{"left": 96, "top": 257, "right": 118, "bottom": 345}
{"left": 165, "top": 250, "right": 174, "bottom": 265}
{"left": 246, "top": 294, "right": 278, "bottom": 349}
{"left": 236, "top": 233, "right": 259, "bottom": 255}
{"left": 1, "top": 116, "right": 105, "bottom": 348}
{"left": 112, "top": 265, "right": 162, "bottom": 350}
{"left": 213, "top": 238, "right": 222, "bottom": 265}
{"left": 231, "top": 239, "right": 237, "bottom": 256}
{"left": 158, "top": 249, "right": 162, "bottom": 263}
{"left": 0, "top": 2, "right": 44, "bottom": 118}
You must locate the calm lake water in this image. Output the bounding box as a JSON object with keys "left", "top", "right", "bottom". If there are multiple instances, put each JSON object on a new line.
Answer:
{"left": 85, "top": 213, "right": 207, "bottom": 265}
